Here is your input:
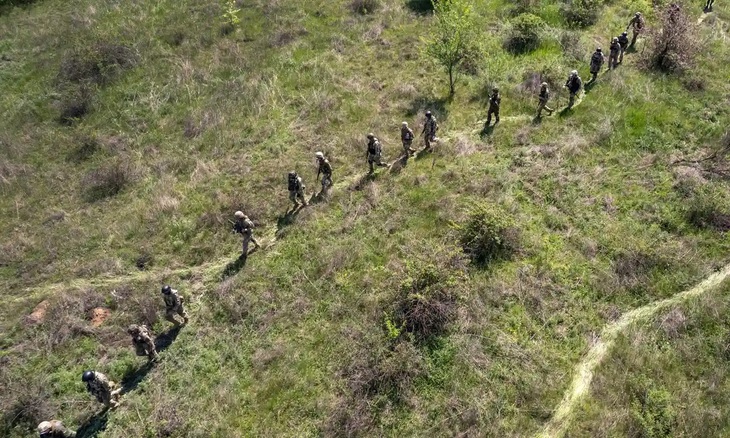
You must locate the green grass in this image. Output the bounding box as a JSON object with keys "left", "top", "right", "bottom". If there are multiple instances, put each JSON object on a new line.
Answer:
{"left": 1, "top": 0, "right": 729, "bottom": 436}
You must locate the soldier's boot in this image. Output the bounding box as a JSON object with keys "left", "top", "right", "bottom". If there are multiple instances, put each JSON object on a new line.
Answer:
{"left": 183, "top": 315, "right": 190, "bottom": 324}
{"left": 149, "top": 350, "right": 160, "bottom": 362}
{"left": 495, "top": 113, "right": 500, "bottom": 124}
{"left": 166, "top": 313, "right": 181, "bottom": 326}
{"left": 368, "top": 162, "right": 374, "bottom": 174}
{"left": 251, "top": 237, "right": 260, "bottom": 249}
{"left": 486, "top": 114, "right": 492, "bottom": 126}
{"left": 591, "top": 72, "right": 597, "bottom": 81}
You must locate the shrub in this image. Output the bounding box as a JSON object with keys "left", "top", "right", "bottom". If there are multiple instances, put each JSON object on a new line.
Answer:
{"left": 83, "top": 160, "right": 135, "bottom": 202}
{"left": 642, "top": 4, "right": 699, "bottom": 73}
{"left": 504, "top": 13, "right": 546, "bottom": 54}
{"left": 456, "top": 202, "right": 520, "bottom": 266}
{"left": 629, "top": 378, "right": 676, "bottom": 438}
{"left": 391, "top": 263, "right": 460, "bottom": 342}
{"left": 350, "top": 0, "right": 380, "bottom": 14}
{"left": 58, "top": 86, "right": 92, "bottom": 125}
{"left": 561, "top": 0, "right": 600, "bottom": 28}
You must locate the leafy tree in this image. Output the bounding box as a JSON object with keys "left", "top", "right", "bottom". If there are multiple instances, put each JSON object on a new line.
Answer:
{"left": 425, "top": 0, "right": 481, "bottom": 95}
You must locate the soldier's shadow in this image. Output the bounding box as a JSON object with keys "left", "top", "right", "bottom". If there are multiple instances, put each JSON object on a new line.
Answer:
{"left": 274, "top": 204, "right": 303, "bottom": 237}
{"left": 76, "top": 411, "right": 109, "bottom": 438}
{"left": 480, "top": 123, "right": 495, "bottom": 137}
{"left": 221, "top": 255, "right": 248, "bottom": 279}
{"left": 584, "top": 80, "right": 597, "bottom": 94}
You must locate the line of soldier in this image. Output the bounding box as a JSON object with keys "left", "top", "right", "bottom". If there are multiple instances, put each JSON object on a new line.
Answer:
{"left": 37, "top": 285, "right": 189, "bottom": 438}
{"left": 35, "top": 11, "right": 658, "bottom": 438}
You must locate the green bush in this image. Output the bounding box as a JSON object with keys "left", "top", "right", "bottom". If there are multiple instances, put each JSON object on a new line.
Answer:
{"left": 456, "top": 203, "right": 519, "bottom": 265}
{"left": 350, "top": 0, "right": 380, "bottom": 14}
{"left": 630, "top": 378, "right": 676, "bottom": 438}
{"left": 561, "top": 0, "right": 600, "bottom": 28}
{"left": 504, "top": 13, "right": 546, "bottom": 54}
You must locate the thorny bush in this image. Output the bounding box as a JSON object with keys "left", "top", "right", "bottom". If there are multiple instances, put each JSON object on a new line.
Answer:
{"left": 456, "top": 202, "right": 520, "bottom": 266}
{"left": 642, "top": 4, "right": 698, "bottom": 73}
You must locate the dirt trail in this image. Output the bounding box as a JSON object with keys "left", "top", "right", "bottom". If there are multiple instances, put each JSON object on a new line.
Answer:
{"left": 537, "top": 262, "right": 730, "bottom": 438}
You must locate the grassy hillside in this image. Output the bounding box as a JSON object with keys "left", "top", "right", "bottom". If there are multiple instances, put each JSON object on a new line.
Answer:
{"left": 1, "top": 0, "right": 729, "bottom": 436}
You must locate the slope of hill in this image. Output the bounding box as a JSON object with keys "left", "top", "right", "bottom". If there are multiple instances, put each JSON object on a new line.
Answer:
{"left": 1, "top": 0, "right": 729, "bottom": 436}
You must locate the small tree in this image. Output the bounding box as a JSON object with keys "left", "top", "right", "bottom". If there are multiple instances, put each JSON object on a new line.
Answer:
{"left": 425, "top": 0, "right": 481, "bottom": 95}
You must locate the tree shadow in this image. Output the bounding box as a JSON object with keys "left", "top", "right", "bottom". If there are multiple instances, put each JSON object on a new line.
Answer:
{"left": 405, "top": 96, "right": 450, "bottom": 120}
{"left": 76, "top": 410, "right": 109, "bottom": 438}
{"left": 221, "top": 253, "right": 248, "bottom": 279}
{"left": 405, "top": 0, "right": 434, "bottom": 14}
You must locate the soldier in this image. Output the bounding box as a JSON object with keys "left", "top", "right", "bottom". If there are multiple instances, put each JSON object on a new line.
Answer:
{"left": 161, "top": 285, "right": 189, "bottom": 326}
{"left": 127, "top": 324, "right": 159, "bottom": 361}
{"left": 81, "top": 371, "right": 121, "bottom": 409}
{"left": 233, "top": 210, "right": 259, "bottom": 257}
{"left": 485, "top": 88, "right": 501, "bottom": 126}
{"left": 608, "top": 37, "right": 621, "bottom": 70}
{"left": 38, "top": 420, "right": 76, "bottom": 438}
{"left": 421, "top": 110, "right": 438, "bottom": 150}
{"left": 536, "top": 82, "right": 554, "bottom": 118}
{"left": 287, "top": 171, "right": 307, "bottom": 207}
{"left": 400, "top": 122, "right": 415, "bottom": 156}
{"left": 315, "top": 151, "right": 333, "bottom": 192}
{"left": 564, "top": 70, "right": 583, "bottom": 109}
{"left": 626, "top": 12, "right": 645, "bottom": 47}
{"left": 589, "top": 47, "right": 605, "bottom": 81}
{"left": 617, "top": 31, "right": 630, "bottom": 63}
{"left": 365, "top": 133, "right": 387, "bottom": 174}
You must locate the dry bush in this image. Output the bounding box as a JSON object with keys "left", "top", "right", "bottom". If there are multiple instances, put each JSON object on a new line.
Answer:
{"left": 58, "top": 85, "right": 92, "bottom": 125}
{"left": 613, "top": 251, "right": 666, "bottom": 289}
{"left": 659, "top": 308, "right": 687, "bottom": 339}
{"left": 642, "top": 4, "right": 699, "bottom": 73}
{"left": 350, "top": 0, "right": 380, "bottom": 14}
{"left": 82, "top": 159, "right": 135, "bottom": 202}
{"left": 391, "top": 261, "right": 464, "bottom": 343}
{"left": 41, "top": 291, "right": 104, "bottom": 348}
{"left": 685, "top": 185, "right": 730, "bottom": 231}
{"left": 0, "top": 378, "right": 56, "bottom": 435}
{"left": 58, "top": 41, "right": 138, "bottom": 86}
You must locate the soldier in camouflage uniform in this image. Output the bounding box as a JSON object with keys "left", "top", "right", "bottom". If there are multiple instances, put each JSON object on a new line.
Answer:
{"left": 536, "top": 82, "right": 554, "bottom": 118}
{"left": 287, "top": 171, "right": 308, "bottom": 207}
{"left": 564, "top": 70, "right": 583, "bottom": 109}
{"left": 38, "top": 420, "right": 76, "bottom": 438}
{"left": 161, "top": 285, "right": 189, "bottom": 326}
{"left": 421, "top": 111, "right": 438, "bottom": 150}
{"left": 401, "top": 122, "right": 415, "bottom": 156}
{"left": 82, "top": 371, "right": 121, "bottom": 409}
{"left": 233, "top": 210, "right": 260, "bottom": 257}
{"left": 366, "top": 133, "right": 387, "bottom": 174}
{"left": 608, "top": 37, "right": 621, "bottom": 70}
{"left": 486, "top": 88, "right": 501, "bottom": 126}
{"left": 589, "top": 47, "right": 605, "bottom": 81}
{"left": 617, "top": 31, "right": 629, "bottom": 63}
{"left": 128, "top": 324, "right": 159, "bottom": 361}
{"left": 626, "top": 12, "right": 645, "bottom": 47}
{"left": 315, "top": 152, "right": 333, "bottom": 192}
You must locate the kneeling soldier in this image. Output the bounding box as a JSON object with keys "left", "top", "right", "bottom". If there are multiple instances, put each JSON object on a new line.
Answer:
{"left": 161, "top": 285, "right": 189, "bottom": 326}
{"left": 128, "top": 324, "right": 158, "bottom": 361}
{"left": 82, "top": 371, "right": 121, "bottom": 409}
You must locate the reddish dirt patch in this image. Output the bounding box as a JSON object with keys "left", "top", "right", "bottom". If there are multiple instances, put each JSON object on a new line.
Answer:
{"left": 26, "top": 300, "right": 50, "bottom": 325}
{"left": 89, "top": 307, "right": 111, "bottom": 327}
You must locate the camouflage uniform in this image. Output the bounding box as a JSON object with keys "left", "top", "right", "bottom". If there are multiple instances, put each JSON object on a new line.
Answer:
{"left": 608, "top": 38, "right": 621, "bottom": 70}
{"left": 366, "top": 136, "right": 387, "bottom": 174}
{"left": 422, "top": 114, "right": 438, "bottom": 150}
{"left": 86, "top": 372, "right": 120, "bottom": 408}
{"left": 316, "top": 156, "right": 333, "bottom": 191}
{"left": 627, "top": 13, "right": 645, "bottom": 46}
{"left": 617, "top": 33, "right": 629, "bottom": 63}
{"left": 129, "top": 325, "right": 158, "bottom": 361}
{"left": 163, "top": 289, "right": 189, "bottom": 326}
{"left": 38, "top": 420, "right": 76, "bottom": 438}
{"left": 565, "top": 72, "right": 582, "bottom": 109}
{"left": 233, "top": 215, "right": 260, "bottom": 256}
{"left": 589, "top": 49, "right": 605, "bottom": 80}
{"left": 288, "top": 173, "right": 307, "bottom": 206}
{"left": 486, "top": 89, "right": 501, "bottom": 126}
{"left": 401, "top": 124, "right": 415, "bottom": 155}
{"left": 536, "top": 84, "right": 553, "bottom": 117}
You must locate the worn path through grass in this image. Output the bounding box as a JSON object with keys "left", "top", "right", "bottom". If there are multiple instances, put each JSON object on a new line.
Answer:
{"left": 537, "top": 261, "right": 730, "bottom": 438}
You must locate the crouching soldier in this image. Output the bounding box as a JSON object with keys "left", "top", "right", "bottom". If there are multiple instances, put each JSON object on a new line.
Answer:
{"left": 82, "top": 371, "right": 121, "bottom": 409}
{"left": 233, "top": 210, "right": 259, "bottom": 257}
{"left": 128, "top": 324, "right": 158, "bottom": 361}
{"left": 161, "top": 285, "right": 189, "bottom": 326}
{"left": 37, "top": 420, "right": 76, "bottom": 438}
